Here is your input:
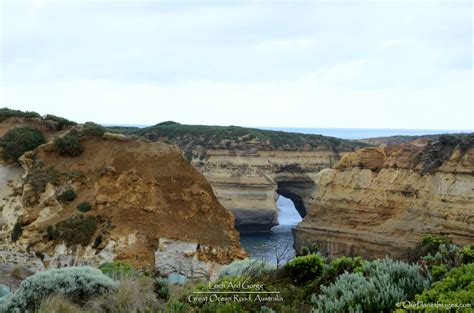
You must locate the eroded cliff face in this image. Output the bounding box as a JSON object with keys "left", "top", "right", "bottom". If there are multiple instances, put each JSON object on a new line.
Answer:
{"left": 130, "top": 122, "right": 368, "bottom": 233}
{"left": 295, "top": 137, "right": 474, "bottom": 260}
{"left": 191, "top": 148, "right": 340, "bottom": 233}
{"left": 0, "top": 130, "right": 245, "bottom": 277}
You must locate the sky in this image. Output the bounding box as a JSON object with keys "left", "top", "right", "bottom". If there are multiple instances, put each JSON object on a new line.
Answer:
{"left": 0, "top": 0, "right": 473, "bottom": 129}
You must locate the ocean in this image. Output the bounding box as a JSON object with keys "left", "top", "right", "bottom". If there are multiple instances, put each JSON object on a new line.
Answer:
{"left": 106, "top": 124, "right": 472, "bottom": 140}
{"left": 239, "top": 196, "right": 302, "bottom": 264}
{"left": 258, "top": 127, "right": 472, "bottom": 140}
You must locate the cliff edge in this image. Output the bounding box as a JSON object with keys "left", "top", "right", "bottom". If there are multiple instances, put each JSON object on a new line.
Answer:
{"left": 0, "top": 122, "right": 245, "bottom": 277}
{"left": 294, "top": 135, "right": 474, "bottom": 260}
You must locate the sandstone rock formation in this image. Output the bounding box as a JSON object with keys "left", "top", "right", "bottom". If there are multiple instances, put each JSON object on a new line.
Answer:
{"left": 294, "top": 136, "right": 474, "bottom": 260}
{"left": 132, "top": 122, "right": 367, "bottom": 233}
{"left": 0, "top": 127, "right": 246, "bottom": 276}
{"left": 194, "top": 149, "right": 339, "bottom": 233}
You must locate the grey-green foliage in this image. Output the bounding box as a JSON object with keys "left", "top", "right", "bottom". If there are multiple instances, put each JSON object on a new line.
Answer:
{"left": 0, "top": 285, "right": 10, "bottom": 305}
{"left": 218, "top": 259, "right": 276, "bottom": 278}
{"left": 422, "top": 243, "right": 462, "bottom": 281}
{"left": 260, "top": 306, "right": 276, "bottom": 313}
{"left": 0, "top": 266, "right": 117, "bottom": 313}
{"left": 312, "top": 258, "right": 429, "bottom": 313}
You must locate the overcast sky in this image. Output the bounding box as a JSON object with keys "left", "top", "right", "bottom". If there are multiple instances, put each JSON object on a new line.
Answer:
{"left": 1, "top": 0, "right": 472, "bottom": 129}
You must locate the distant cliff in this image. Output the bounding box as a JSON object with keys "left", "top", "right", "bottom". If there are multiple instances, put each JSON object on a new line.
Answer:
{"left": 113, "top": 122, "right": 368, "bottom": 233}
{"left": 294, "top": 135, "right": 474, "bottom": 259}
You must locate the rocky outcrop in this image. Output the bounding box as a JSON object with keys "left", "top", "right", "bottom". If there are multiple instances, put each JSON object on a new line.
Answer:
{"left": 132, "top": 122, "right": 367, "bottom": 233}
{"left": 193, "top": 149, "right": 339, "bottom": 233}
{"left": 0, "top": 130, "right": 246, "bottom": 276}
{"left": 294, "top": 136, "right": 474, "bottom": 260}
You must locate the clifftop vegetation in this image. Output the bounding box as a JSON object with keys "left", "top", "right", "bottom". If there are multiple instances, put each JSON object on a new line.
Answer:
{"left": 0, "top": 108, "right": 76, "bottom": 130}
{"left": 359, "top": 132, "right": 474, "bottom": 146}
{"left": 109, "top": 121, "right": 369, "bottom": 153}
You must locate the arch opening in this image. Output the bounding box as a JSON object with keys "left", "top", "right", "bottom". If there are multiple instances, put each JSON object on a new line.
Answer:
{"left": 274, "top": 194, "right": 302, "bottom": 227}
{"left": 275, "top": 178, "right": 315, "bottom": 219}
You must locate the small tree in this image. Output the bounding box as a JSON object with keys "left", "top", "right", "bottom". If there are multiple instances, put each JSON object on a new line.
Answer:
{"left": 273, "top": 239, "right": 294, "bottom": 269}
{"left": 0, "top": 127, "right": 45, "bottom": 161}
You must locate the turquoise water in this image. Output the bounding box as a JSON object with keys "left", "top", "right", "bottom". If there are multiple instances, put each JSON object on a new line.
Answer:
{"left": 239, "top": 196, "right": 302, "bottom": 264}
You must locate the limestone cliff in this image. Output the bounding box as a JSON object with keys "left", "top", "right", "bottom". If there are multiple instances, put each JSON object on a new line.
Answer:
{"left": 194, "top": 149, "right": 338, "bottom": 233}
{"left": 294, "top": 135, "right": 474, "bottom": 260}
{"left": 0, "top": 126, "right": 245, "bottom": 277}
{"left": 121, "top": 122, "right": 368, "bottom": 233}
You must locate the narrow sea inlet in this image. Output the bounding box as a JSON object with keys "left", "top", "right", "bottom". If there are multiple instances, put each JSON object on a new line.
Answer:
{"left": 239, "top": 196, "right": 302, "bottom": 264}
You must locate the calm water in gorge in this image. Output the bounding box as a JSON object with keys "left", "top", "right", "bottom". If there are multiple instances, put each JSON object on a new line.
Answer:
{"left": 239, "top": 196, "right": 302, "bottom": 264}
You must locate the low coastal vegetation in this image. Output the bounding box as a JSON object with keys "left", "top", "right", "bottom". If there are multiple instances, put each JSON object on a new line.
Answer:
{"left": 0, "top": 127, "right": 45, "bottom": 162}
{"left": 1, "top": 109, "right": 473, "bottom": 311}
{"left": 46, "top": 215, "right": 98, "bottom": 248}
{"left": 0, "top": 108, "right": 76, "bottom": 130}
{"left": 0, "top": 236, "right": 471, "bottom": 312}
{"left": 53, "top": 122, "right": 107, "bottom": 157}
{"left": 108, "top": 121, "right": 369, "bottom": 161}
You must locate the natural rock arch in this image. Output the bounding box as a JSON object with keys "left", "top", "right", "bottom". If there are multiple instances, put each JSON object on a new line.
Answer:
{"left": 275, "top": 175, "right": 315, "bottom": 219}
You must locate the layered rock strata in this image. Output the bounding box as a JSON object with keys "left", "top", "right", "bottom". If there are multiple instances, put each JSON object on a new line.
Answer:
{"left": 134, "top": 122, "right": 368, "bottom": 233}
{"left": 294, "top": 137, "right": 474, "bottom": 259}
{"left": 192, "top": 149, "right": 340, "bottom": 233}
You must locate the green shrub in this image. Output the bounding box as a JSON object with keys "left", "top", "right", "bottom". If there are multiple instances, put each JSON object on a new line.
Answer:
{"left": 415, "top": 263, "right": 474, "bottom": 307}
{"left": 421, "top": 235, "right": 452, "bottom": 255}
{"left": 312, "top": 258, "right": 429, "bottom": 312}
{"left": 99, "top": 262, "right": 134, "bottom": 278}
{"left": 300, "top": 244, "right": 320, "bottom": 256}
{"left": 82, "top": 122, "right": 106, "bottom": 137}
{"left": 56, "top": 188, "right": 77, "bottom": 203}
{"left": 77, "top": 201, "right": 92, "bottom": 213}
{"left": 11, "top": 223, "right": 22, "bottom": 242}
{"left": 42, "top": 114, "right": 76, "bottom": 130}
{"left": 165, "top": 298, "right": 189, "bottom": 313}
{"left": 54, "top": 129, "right": 84, "bottom": 156}
{"left": 431, "top": 264, "right": 448, "bottom": 281}
{"left": 0, "top": 266, "right": 116, "bottom": 313}
{"left": 461, "top": 245, "right": 474, "bottom": 264}
{"left": 47, "top": 216, "right": 98, "bottom": 247}
{"left": 0, "top": 127, "right": 45, "bottom": 161}
{"left": 285, "top": 254, "right": 325, "bottom": 284}
{"left": 153, "top": 278, "right": 170, "bottom": 300}
{"left": 218, "top": 259, "right": 276, "bottom": 279}
{"left": 327, "top": 256, "right": 364, "bottom": 278}
{"left": 0, "top": 108, "right": 41, "bottom": 122}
